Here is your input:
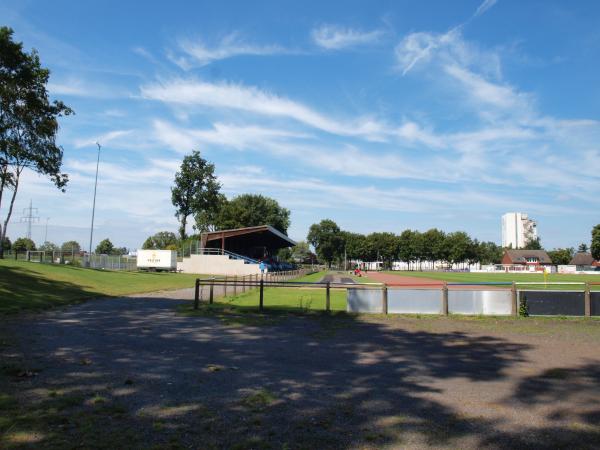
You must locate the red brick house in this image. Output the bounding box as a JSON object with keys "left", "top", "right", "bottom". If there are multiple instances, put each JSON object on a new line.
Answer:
{"left": 501, "top": 249, "right": 553, "bottom": 267}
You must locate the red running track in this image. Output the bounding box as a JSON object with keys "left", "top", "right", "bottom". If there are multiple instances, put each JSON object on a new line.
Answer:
{"left": 364, "top": 271, "right": 510, "bottom": 290}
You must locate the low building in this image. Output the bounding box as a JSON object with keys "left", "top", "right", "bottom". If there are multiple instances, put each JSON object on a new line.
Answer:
{"left": 569, "top": 252, "right": 600, "bottom": 271}
{"left": 501, "top": 249, "right": 553, "bottom": 268}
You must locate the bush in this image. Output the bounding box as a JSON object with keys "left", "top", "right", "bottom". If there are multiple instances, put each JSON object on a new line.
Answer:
{"left": 519, "top": 294, "right": 529, "bottom": 317}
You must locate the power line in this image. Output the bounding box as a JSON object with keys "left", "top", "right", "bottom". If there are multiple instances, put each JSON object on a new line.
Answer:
{"left": 20, "top": 199, "right": 39, "bottom": 240}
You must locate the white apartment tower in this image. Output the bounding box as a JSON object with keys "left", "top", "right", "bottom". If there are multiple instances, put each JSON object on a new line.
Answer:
{"left": 502, "top": 212, "right": 537, "bottom": 248}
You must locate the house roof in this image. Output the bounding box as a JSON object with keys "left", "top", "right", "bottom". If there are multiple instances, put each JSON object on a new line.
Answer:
{"left": 504, "top": 249, "right": 553, "bottom": 264}
{"left": 570, "top": 252, "right": 596, "bottom": 266}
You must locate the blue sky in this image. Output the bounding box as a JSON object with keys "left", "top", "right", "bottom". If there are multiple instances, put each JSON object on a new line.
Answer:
{"left": 1, "top": 0, "right": 599, "bottom": 250}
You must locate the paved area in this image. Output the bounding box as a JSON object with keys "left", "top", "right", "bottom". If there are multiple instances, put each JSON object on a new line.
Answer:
{"left": 2, "top": 291, "right": 599, "bottom": 449}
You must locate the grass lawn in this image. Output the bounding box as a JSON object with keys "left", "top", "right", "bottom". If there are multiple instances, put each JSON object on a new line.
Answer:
{"left": 0, "top": 259, "right": 202, "bottom": 314}
{"left": 382, "top": 270, "right": 600, "bottom": 289}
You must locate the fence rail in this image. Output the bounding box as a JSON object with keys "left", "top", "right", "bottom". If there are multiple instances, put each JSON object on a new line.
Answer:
{"left": 192, "top": 278, "right": 600, "bottom": 317}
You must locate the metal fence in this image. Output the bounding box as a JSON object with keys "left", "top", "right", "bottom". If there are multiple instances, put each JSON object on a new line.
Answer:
{"left": 192, "top": 278, "right": 600, "bottom": 317}
{"left": 5, "top": 250, "right": 137, "bottom": 271}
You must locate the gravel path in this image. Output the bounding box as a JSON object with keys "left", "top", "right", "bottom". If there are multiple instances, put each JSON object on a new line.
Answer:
{"left": 2, "top": 290, "right": 599, "bottom": 449}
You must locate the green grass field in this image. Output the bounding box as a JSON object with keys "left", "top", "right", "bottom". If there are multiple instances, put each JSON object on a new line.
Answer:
{"left": 0, "top": 259, "right": 202, "bottom": 314}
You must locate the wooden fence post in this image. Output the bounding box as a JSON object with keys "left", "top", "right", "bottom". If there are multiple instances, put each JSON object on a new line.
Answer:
{"left": 259, "top": 277, "right": 264, "bottom": 312}
{"left": 326, "top": 282, "right": 331, "bottom": 312}
{"left": 584, "top": 282, "right": 591, "bottom": 317}
{"left": 224, "top": 275, "right": 228, "bottom": 297}
{"left": 209, "top": 278, "right": 214, "bottom": 304}
{"left": 194, "top": 279, "right": 200, "bottom": 310}
{"left": 382, "top": 285, "right": 388, "bottom": 315}
{"left": 233, "top": 276, "right": 237, "bottom": 296}
{"left": 511, "top": 282, "right": 517, "bottom": 317}
{"left": 442, "top": 282, "right": 449, "bottom": 316}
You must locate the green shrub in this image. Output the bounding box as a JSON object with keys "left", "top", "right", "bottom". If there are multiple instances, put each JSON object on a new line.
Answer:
{"left": 519, "top": 294, "right": 529, "bottom": 317}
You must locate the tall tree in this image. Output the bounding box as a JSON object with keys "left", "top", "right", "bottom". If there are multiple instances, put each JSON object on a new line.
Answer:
{"left": 547, "top": 248, "right": 574, "bottom": 265}
{"left": 61, "top": 240, "right": 81, "bottom": 253}
{"left": 591, "top": 224, "right": 600, "bottom": 261}
{"left": 39, "top": 241, "right": 58, "bottom": 252}
{"left": 340, "top": 231, "right": 368, "bottom": 261}
{"left": 171, "top": 151, "right": 221, "bottom": 240}
{"left": 215, "top": 194, "right": 290, "bottom": 234}
{"left": 307, "top": 219, "right": 343, "bottom": 268}
{"left": 142, "top": 231, "right": 178, "bottom": 250}
{"left": 0, "top": 27, "right": 72, "bottom": 258}
{"left": 95, "top": 238, "right": 114, "bottom": 255}
{"left": 578, "top": 243, "right": 589, "bottom": 253}
{"left": 398, "top": 229, "right": 417, "bottom": 270}
{"left": 523, "top": 237, "right": 542, "bottom": 250}
{"left": 12, "top": 237, "right": 35, "bottom": 251}
{"left": 290, "top": 241, "right": 312, "bottom": 264}
{"left": 365, "top": 232, "right": 399, "bottom": 269}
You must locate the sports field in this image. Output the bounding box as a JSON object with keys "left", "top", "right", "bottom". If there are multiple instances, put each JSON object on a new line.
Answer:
{"left": 379, "top": 270, "right": 600, "bottom": 290}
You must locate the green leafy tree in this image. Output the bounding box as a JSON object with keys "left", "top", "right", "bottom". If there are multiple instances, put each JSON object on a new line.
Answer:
{"left": 398, "top": 230, "right": 418, "bottom": 270}
{"left": 171, "top": 151, "right": 221, "bottom": 240}
{"left": 0, "top": 27, "right": 73, "bottom": 258}
{"left": 365, "top": 232, "right": 399, "bottom": 269}
{"left": 290, "top": 241, "right": 313, "bottom": 264}
{"left": 524, "top": 237, "right": 542, "bottom": 250}
{"left": 476, "top": 241, "right": 503, "bottom": 265}
{"left": 592, "top": 224, "right": 600, "bottom": 261}
{"left": 12, "top": 237, "right": 35, "bottom": 251}
{"left": 61, "top": 240, "right": 81, "bottom": 253}
{"left": 276, "top": 247, "right": 293, "bottom": 262}
{"left": 340, "top": 231, "right": 368, "bottom": 261}
{"left": 547, "top": 248, "right": 574, "bottom": 266}
{"left": 307, "top": 219, "right": 343, "bottom": 268}
{"left": 39, "top": 241, "right": 58, "bottom": 252}
{"left": 142, "top": 231, "right": 178, "bottom": 250}
{"left": 194, "top": 193, "right": 227, "bottom": 232}
{"left": 578, "top": 243, "right": 589, "bottom": 253}
{"left": 95, "top": 238, "right": 114, "bottom": 255}
{"left": 215, "top": 194, "right": 290, "bottom": 234}
{"left": 446, "top": 231, "right": 473, "bottom": 266}
{"left": 1, "top": 236, "right": 10, "bottom": 250}
{"left": 111, "top": 246, "right": 128, "bottom": 256}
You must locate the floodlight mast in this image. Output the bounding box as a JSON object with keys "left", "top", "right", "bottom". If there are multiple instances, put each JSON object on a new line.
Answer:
{"left": 88, "top": 142, "right": 101, "bottom": 266}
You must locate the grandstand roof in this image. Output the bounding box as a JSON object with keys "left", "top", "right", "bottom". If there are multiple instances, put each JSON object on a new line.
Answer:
{"left": 201, "top": 225, "right": 296, "bottom": 254}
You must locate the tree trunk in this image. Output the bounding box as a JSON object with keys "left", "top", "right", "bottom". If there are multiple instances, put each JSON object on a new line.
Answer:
{"left": 0, "top": 170, "right": 21, "bottom": 259}
{"left": 178, "top": 215, "right": 187, "bottom": 240}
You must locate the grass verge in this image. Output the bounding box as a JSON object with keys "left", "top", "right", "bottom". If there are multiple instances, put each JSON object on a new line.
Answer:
{"left": 0, "top": 259, "right": 202, "bottom": 314}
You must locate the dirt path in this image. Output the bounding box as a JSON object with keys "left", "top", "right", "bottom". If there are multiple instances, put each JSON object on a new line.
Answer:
{"left": 1, "top": 291, "right": 599, "bottom": 449}
{"left": 366, "top": 271, "right": 510, "bottom": 289}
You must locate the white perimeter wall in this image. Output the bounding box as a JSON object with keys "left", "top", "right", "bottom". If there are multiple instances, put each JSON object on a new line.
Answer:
{"left": 177, "top": 254, "right": 262, "bottom": 276}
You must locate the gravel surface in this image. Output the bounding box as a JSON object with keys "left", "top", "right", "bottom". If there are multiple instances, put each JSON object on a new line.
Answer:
{"left": 2, "top": 290, "right": 599, "bottom": 449}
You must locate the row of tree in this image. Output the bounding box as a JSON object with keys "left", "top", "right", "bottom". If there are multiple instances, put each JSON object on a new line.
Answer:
{"left": 1, "top": 237, "right": 128, "bottom": 255}
{"left": 171, "top": 151, "right": 290, "bottom": 239}
{"left": 306, "top": 219, "right": 504, "bottom": 269}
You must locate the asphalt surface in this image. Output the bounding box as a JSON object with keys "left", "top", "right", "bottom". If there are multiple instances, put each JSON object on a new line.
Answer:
{"left": 2, "top": 291, "right": 600, "bottom": 449}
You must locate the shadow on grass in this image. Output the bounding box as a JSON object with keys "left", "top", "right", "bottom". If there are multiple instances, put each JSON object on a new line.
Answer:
{"left": 0, "top": 264, "right": 105, "bottom": 315}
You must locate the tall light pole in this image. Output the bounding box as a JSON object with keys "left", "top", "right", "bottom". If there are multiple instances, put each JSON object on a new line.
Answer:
{"left": 88, "top": 142, "right": 101, "bottom": 265}
{"left": 44, "top": 217, "right": 50, "bottom": 243}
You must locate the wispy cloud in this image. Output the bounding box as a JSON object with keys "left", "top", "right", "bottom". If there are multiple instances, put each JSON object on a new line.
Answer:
{"left": 474, "top": 0, "right": 498, "bottom": 18}
{"left": 311, "top": 24, "right": 384, "bottom": 50}
{"left": 168, "top": 32, "right": 285, "bottom": 69}
{"left": 140, "top": 78, "right": 389, "bottom": 140}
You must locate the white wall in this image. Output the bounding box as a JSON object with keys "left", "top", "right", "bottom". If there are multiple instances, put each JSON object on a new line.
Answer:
{"left": 177, "top": 254, "right": 262, "bottom": 276}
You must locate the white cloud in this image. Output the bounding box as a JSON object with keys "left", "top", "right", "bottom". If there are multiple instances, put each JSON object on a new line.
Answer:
{"left": 169, "top": 32, "right": 285, "bottom": 69}
{"left": 140, "top": 78, "right": 389, "bottom": 140}
{"left": 311, "top": 24, "right": 383, "bottom": 50}
{"left": 474, "top": 0, "right": 498, "bottom": 18}
{"left": 73, "top": 130, "right": 134, "bottom": 149}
